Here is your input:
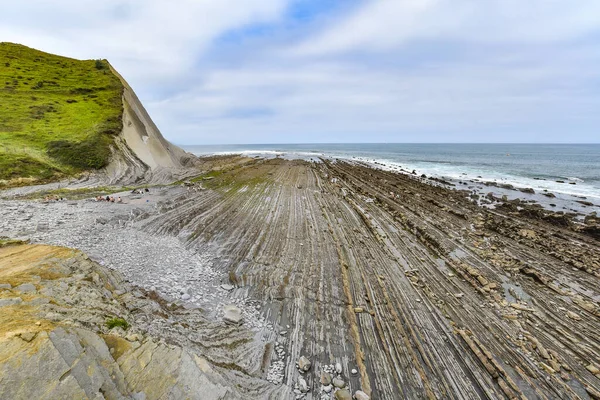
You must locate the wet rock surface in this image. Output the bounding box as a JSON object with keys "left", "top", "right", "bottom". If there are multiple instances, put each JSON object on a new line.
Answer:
{"left": 2, "top": 156, "right": 600, "bottom": 399}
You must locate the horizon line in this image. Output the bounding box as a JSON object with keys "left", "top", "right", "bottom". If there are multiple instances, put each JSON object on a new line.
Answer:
{"left": 176, "top": 142, "right": 600, "bottom": 146}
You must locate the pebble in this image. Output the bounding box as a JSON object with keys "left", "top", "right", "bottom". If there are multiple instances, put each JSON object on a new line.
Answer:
{"left": 351, "top": 368, "right": 358, "bottom": 375}
{"left": 335, "top": 362, "right": 342, "bottom": 374}
{"left": 320, "top": 372, "right": 332, "bottom": 385}
{"left": 334, "top": 389, "right": 351, "bottom": 400}
{"left": 298, "top": 377, "right": 309, "bottom": 393}
{"left": 354, "top": 390, "right": 370, "bottom": 400}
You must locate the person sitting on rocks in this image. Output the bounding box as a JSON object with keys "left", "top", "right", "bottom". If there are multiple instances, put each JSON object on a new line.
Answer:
{"left": 117, "top": 197, "right": 122, "bottom": 203}
{"left": 144, "top": 188, "right": 149, "bottom": 193}
{"left": 105, "top": 195, "right": 110, "bottom": 202}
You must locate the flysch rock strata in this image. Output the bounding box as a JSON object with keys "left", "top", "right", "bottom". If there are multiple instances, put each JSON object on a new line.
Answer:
{"left": 1, "top": 156, "right": 600, "bottom": 399}
{"left": 0, "top": 244, "right": 288, "bottom": 399}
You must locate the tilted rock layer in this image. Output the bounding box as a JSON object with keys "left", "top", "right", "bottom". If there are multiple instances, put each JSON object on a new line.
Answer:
{"left": 0, "top": 244, "right": 286, "bottom": 399}
{"left": 103, "top": 63, "right": 198, "bottom": 185}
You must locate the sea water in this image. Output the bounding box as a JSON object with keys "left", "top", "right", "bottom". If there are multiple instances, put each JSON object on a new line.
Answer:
{"left": 183, "top": 143, "right": 600, "bottom": 200}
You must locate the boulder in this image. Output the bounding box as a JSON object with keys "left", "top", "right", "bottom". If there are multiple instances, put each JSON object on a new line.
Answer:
{"left": 223, "top": 304, "right": 243, "bottom": 324}
{"left": 298, "top": 356, "right": 311, "bottom": 372}
{"left": 333, "top": 377, "right": 345, "bottom": 388}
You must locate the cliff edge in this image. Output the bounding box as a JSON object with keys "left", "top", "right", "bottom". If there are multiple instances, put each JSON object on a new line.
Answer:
{"left": 0, "top": 43, "right": 198, "bottom": 189}
{"left": 103, "top": 63, "right": 198, "bottom": 185}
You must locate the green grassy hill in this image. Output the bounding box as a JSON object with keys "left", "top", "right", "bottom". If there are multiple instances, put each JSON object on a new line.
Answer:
{"left": 0, "top": 43, "right": 124, "bottom": 187}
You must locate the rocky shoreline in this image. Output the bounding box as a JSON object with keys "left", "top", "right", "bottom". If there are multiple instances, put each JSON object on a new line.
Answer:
{"left": 0, "top": 243, "right": 285, "bottom": 399}
{"left": 1, "top": 155, "right": 600, "bottom": 399}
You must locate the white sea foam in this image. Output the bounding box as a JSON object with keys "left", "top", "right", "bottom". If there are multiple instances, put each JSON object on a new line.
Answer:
{"left": 361, "top": 158, "right": 600, "bottom": 200}
{"left": 187, "top": 146, "right": 600, "bottom": 201}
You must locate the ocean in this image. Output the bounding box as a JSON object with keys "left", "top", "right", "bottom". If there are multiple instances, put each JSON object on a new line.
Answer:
{"left": 183, "top": 143, "right": 600, "bottom": 200}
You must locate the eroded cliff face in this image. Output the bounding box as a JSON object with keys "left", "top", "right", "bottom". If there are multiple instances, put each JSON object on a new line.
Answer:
{"left": 102, "top": 64, "right": 198, "bottom": 185}
{"left": 0, "top": 244, "right": 286, "bottom": 400}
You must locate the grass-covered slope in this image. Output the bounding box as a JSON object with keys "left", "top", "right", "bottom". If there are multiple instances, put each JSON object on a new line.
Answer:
{"left": 0, "top": 43, "right": 123, "bottom": 186}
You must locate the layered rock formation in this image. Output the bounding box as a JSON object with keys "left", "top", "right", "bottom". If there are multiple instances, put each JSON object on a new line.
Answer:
{"left": 0, "top": 243, "right": 286, "bottom": 399}
{"left": 135, "top": 158, "right": 600, "bottom": 399}
{"left": 2, "top": 156, "right": 599, "bottom": 399}
{"left": 103, "top": 64, "right": 198, "bottom": 185}
{"left": 0, "top": 43, "right": 198, "bottom": 194}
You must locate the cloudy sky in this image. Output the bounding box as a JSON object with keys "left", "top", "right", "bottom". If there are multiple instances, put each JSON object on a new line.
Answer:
{"left": 2, "top": 1, "right": 600, "bottom": 144}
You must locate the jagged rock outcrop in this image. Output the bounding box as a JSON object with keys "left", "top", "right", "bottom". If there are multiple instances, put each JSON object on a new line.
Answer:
{"left": 0, "top": 244, "right": 287, "bottom": 399}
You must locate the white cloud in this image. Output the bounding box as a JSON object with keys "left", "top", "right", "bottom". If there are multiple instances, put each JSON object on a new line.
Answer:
{"left": 292, "top": 0, "right": 600, "bottom": 55}
{"left": 0, "top": 0, "right": 289, "bottom": 82}
{"left": 1, "top": 0, "right": 599, "bottom": 143}
{"left": 149, "top": 53, "right": 600, "bottom": 143}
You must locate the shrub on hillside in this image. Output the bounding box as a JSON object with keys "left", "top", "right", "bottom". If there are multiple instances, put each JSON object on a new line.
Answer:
{"left": 95, "top": 59, "right": 106, "bottom": 70}
{"left": 105, "top": 317, "right": 129, "bottom": 330}
{"left": 46, "top": 135, "right": 112, "bottom": 170}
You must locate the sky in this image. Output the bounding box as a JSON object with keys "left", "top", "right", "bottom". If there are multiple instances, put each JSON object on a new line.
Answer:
{"left": 1, "top": 0, "right": 600, "bottom": 144}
